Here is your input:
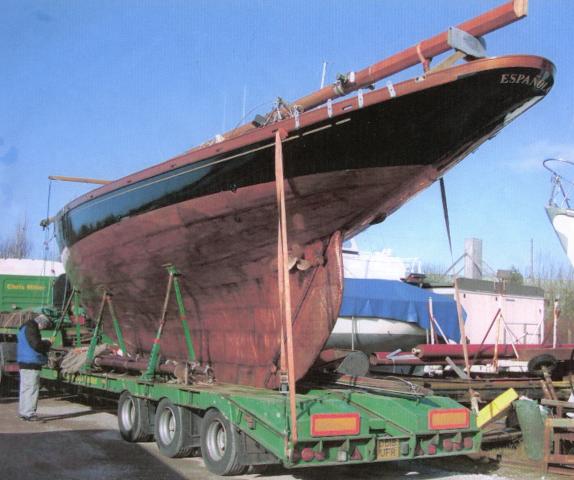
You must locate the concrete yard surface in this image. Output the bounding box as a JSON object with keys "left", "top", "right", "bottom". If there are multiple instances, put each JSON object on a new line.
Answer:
{"left": 0, "top": 386, "right": 558, "bottom": 480}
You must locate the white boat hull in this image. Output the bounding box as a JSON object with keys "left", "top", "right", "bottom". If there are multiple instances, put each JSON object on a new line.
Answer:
{"left": 325, "top": 316, "right": 427, "bottom": 353}
{"left": 546, "top": 206, "right": 574, "bottom": 267}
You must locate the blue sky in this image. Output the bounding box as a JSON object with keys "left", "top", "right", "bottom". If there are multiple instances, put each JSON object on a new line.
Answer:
{"left": 1, "top": 1, "right": 573, "bottom": 275}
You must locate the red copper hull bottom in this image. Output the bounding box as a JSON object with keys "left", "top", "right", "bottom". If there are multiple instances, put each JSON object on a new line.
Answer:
{"left": 64, "top": 165, "right": 438, "bottom": 388}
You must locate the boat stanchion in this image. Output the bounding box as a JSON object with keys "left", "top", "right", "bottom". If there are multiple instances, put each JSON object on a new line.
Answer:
{"left": 72, "top": 289, "right": 82, "bottom": 347}
{"left": 105, "top": 293, "right": 128, "bottom": 356}
{"left": 169, "top": 265, "right": 196, "bottom": 362}
{"left": 140, "top": 264, "right": 196, "bottom": 381}
{"left": 141, "top": 268, "right": 175, "bottom": 381}
{"left": 79, "top": 291, "right": 129, "bottom": 372}
{"left": 49, "top": 288, "right": 77, "bottom": 345}
{"left": 80, "top": 291, "right": 109, "bottom": 373}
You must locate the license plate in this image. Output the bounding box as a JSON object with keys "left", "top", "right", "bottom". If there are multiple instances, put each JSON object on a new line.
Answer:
{"left": 377, "top": 438, "right": 400, "bottom": 460}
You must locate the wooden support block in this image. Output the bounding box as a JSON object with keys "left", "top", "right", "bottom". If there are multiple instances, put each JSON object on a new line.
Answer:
{"left": 543, "top": 418, "right": 552, "bottom": 475}
{"left": 542, "top": 417, "right": 574, "bottom": 474}
{"left": 477, "top": 388, "right": 519, "bottom": 429}
{"left": 549, "top": 418, "right": 574, "bottom": 429}
{"left": 554, "top": 432, "right": 574, "bottom": 442}
{"left": 543, "top": 369, "right": 558, "bottom": 400}
{"left": 540, "top": 379, "right": 552, "bottom": 400}
{"left": 541, "top": 399, "right": 574, "bottom": 409}
{"left": 547, "top": 465, "right": 574, "bottom": 475}
{"left": 548, "top": 453, "right": 574, "bottom": 465}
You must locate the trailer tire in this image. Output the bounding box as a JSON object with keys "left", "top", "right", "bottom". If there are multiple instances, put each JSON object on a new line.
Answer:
{"left": 117, "top": 391, "right": 154, "bottom": 442}
{"left": 527, "top": 354, "right": 557, "bottom": 374}
{"left": 154, "top": 398, "right": 195, "bottom": 458}
{"left": 200, "top": 408, "right": 247, "bottom": 476}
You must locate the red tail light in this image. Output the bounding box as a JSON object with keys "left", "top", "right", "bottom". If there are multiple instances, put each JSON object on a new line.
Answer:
{"left": 301, "top": 448, "right": 314, "bottom": 462}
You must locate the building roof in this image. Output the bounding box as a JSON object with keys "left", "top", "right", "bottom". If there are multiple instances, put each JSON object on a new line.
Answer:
{"left": 456, "top": 278, "right": 544, "bottom": 298}
{"left": 0, "top": 259, "right": 64, "bottom": 277}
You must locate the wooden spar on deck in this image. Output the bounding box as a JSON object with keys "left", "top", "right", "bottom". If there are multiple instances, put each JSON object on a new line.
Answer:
{"left": 49, "top": 175, "right": 111, "bottom": 185}
{"left": 40, "top": 175, "right": 112, "bottom": 227}
{"left": 293, "top": 0, "right": 528, "bottom": 111}
{"left": 221, "top": 0, "right": 528, "bottom": 141}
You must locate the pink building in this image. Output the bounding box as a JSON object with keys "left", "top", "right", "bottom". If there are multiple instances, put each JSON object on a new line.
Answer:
{"left": 432, "top": 279, "right": 545, "bottom": 345}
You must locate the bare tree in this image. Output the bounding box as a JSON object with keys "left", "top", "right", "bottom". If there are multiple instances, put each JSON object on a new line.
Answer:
{"left": 0, "top": 218, "right": 32, "bottom": 259}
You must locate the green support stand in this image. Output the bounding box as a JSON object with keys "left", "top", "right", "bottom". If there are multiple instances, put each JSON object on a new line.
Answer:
{"left": 73, "top": 290, "right": 82, "bottom": 347}
{"left": 80, "top": 291, "right": 129, "bottom": 372}
{"left": 172, "top": 266, "right": 196, "bottom": 363}
{"left": 106, "top": 295, "right": 128, "bottom": 355}
{"left": 80, "top": 293, "right": 107, "bottom": 373}
{"left": 50, "top": 289, "right": 76, "bottom": 344}
{"left": 75, "top": 323, "right": 82, "bottom": 348}
{"left": 141, "top": 264, "right": 195, "bottom": 381}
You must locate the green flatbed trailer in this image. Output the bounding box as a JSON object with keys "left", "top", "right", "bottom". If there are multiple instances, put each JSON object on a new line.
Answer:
{"left": 38, "top": 363, "right": 481, "bottom": 475}
{"left": 0, "top": 272, "right": 482, "bottom": 475}
{"left": 1, "top": 318, "right": 482, "bottom": 474}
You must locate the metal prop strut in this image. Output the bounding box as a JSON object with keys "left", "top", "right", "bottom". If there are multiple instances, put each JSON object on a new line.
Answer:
{"left": 141, "top": 264, "right": 196, "bottom": 381}
{"left": 81, "top": 291, "right": 128, "bottom": 372}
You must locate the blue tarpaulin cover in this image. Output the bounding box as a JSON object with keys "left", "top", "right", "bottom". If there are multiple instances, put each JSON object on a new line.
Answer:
{"left": 340, "top": 278, "right": 464, "bottom": 342}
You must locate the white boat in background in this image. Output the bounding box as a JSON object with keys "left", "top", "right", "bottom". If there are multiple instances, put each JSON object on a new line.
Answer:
{"left": 342, "top": 240, "right": 422, "bottom": 280}
{"left": 326, "top": 245, "right": 460, "bottom": 353}
{"left": 327, "top": 244, "right": 425, "bottom": 352}
{"left": 325, "top": 315, "right": 427, "bottom": 353}
{"left": 327, "top": 276, "right": 462, "bottom": 353}
{"left": 544, "top": 158, "right": 574, "bottom": 267}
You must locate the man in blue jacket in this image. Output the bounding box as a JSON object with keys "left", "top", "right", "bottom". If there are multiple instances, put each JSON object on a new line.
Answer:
{"left": 17, "top": 315, "right": 52, "bottom": 421}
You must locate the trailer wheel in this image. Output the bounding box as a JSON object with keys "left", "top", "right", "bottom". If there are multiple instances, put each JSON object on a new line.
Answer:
{"left": 154, "top": 398, "right": 195, "bottom": 458}
{"left": 527, "top": 354, "right": 557, "bottom": 374}
{"left": 201, "top": 408, "right": 247, "bottom": 476}
{"left": 117, "top": 391, "right": 154, "bottom": 442}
